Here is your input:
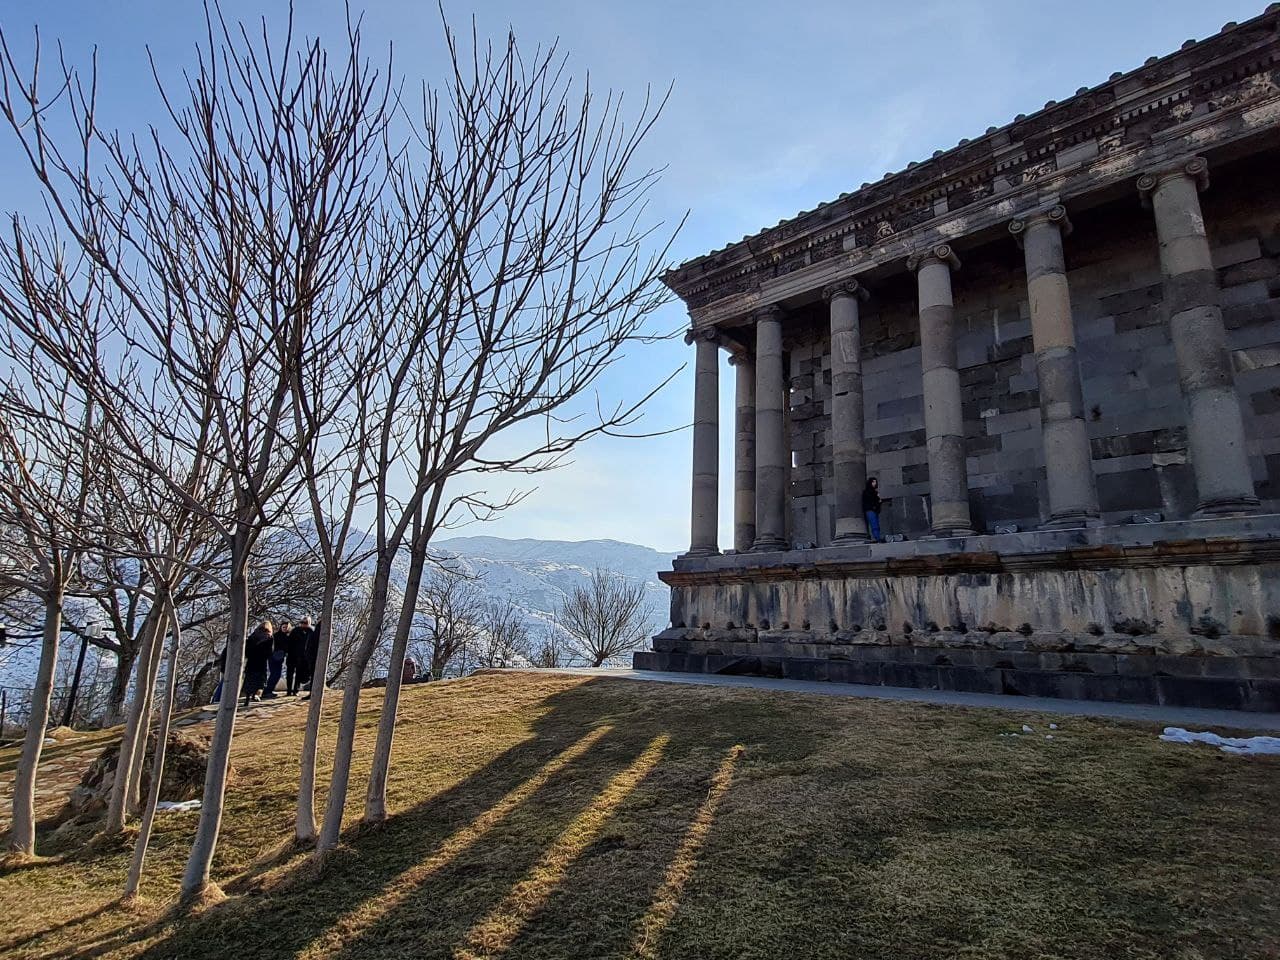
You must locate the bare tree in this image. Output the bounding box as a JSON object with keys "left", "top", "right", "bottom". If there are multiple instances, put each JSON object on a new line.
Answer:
{"left": 0, "top": 365, "right": 98, "bottom": 858}
{"left": 475, "top": 598, "right": 530, "bottom": 669}
{"left": 413, "top": 567, "right": 484, "bottom": 680}
{"left": 529, "top": 620, "right": 568, "bottom": 669}
{"left": 123, "top": 593, "right": 182, "bottom": 900}
{"left": 559, "top": 569, "right": 653, "bottom": 668}
{"left": 0, "top": 3, "right": 396, "bottom": 898}
{"left": 348, "top": 12, "right": 678, "bottom": 834}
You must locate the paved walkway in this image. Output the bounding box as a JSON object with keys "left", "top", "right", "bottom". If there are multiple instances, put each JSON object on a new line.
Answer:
{"left": 530, "top": 667, "right": 1280, "bottom": 733}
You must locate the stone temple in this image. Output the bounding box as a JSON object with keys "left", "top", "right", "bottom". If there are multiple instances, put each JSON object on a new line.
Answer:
{"left": 635, "top": 9, "right": 1280, "bottom": 710}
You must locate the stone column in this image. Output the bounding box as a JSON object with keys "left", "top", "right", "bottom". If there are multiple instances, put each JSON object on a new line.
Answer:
{"left": 824, "top": 280, "right": 870, "bottom": 543}
{"left": 753, "top": 306, "right": 789, "bottom": 551}
{"left": 686, "top": 328, "right": 720, "bottom": 556}
{"left": 1009, "top": 205, "right": 1100, "bottom": 527}
{"left": 729, "top": 354, "right": 756, "bottom": 553}
{"left": 1138, "top": 157, "right": 1259, "bottom": 516}
{"left": 909, "top": 244, "right": 975, "bottom": 536}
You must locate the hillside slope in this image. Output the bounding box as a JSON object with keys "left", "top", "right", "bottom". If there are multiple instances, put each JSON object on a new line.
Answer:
{"left": 1, "top": 672, "right": 1277, "bottom": 959}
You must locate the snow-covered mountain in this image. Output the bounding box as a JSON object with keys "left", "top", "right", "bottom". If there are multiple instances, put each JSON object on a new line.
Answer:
{"left": 429, "top": 536, "right": 675, "bottom": 637}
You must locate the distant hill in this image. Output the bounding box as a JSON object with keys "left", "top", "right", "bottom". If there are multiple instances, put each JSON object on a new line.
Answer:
{"left": 429, "top": 536, "right": 675, "bottom": 637}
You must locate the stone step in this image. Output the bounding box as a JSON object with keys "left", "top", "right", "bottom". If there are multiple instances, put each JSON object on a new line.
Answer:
{"left": 633, "top": 650, "right": 1280, "bottom": 712}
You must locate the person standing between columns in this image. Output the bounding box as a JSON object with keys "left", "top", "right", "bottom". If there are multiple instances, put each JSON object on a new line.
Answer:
{"left": 908, "top": 244, "right": 976, "bottom": 536}
{"left": 686, "top": 327, "right": 720, "bottom": 556}
{"left": 824, "top": 280, "right": 871, "bottom": 543}
{"left": 753, "top": 305, "right": 789, "bottom": 551}
{"left": 1009, "top": 205, "right": 1100, "bottom": 527}
{"left": 1138, "top": 157, "right": 1259, "bottom": 516}
{"left": 728, "top": 353, "right": 756, "bottom": 553}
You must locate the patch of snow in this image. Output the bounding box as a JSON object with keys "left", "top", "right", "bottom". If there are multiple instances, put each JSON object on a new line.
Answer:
{"left": 1159, "top": 727, "right": 1280, "bottom": 756}
{"left": 1049, "top": 723, "right": 1058, "bottom": 730}
{"left": 157, "top": 799, "right": 202, "bottom": 813}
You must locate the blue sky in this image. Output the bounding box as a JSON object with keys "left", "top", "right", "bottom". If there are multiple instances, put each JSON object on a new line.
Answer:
{"left": 0, "top": 0, "right": 1265, "bottom": 551}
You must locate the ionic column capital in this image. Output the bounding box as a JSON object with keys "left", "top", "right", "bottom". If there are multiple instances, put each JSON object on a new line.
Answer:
{"left": 822, "top": 279, "right": 869, "bottom": 304}
{"left": 1137, "top": 156, "right": 1209, "bottom": 207}
{"left": 726, "top": 352, "right": 753, "bottom": 367}
{"left": 1009, "top": 204, "right": 1072, "bottom": 248}
{"left": 683, "top": 326, "right": 721, "bottom": 346}
{"left": 907, "top": 243, "right": 960, "bottom": 273}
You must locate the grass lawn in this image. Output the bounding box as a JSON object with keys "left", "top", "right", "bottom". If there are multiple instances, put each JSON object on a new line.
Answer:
{"left": 0, "top": 671, "right": 1277, "bottom": 959}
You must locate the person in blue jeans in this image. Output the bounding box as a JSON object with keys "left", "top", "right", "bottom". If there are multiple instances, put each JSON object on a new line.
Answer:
{"left": 862, "top": 476, "right": 884, "bottom": 542}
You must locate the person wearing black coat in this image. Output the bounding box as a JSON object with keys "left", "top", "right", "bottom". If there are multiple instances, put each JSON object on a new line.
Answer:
{"left": 286, "top": 618, "right": 313, "bottom": 695}
{"left": 263, "top": 620, "right": 290, "bottom": 699}
{"left": 303, "top": 616, "right": 320, "bottom": 690}
{"left": 862, "top": 476, "right": 884, "bottom": 543}
{"left": 242, "top": 622, "right": 274, "bottom": 707}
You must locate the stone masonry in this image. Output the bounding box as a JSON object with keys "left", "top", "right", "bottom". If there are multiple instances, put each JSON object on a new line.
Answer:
{"left": 640, "top": 9, "right": 1280, "bottom": 711}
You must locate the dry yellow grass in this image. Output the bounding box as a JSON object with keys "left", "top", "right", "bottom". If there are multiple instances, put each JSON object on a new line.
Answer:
{"left": 0, "top": 671, "right": 1277, "bottom": 959}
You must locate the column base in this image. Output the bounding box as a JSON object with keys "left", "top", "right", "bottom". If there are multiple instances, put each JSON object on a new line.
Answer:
{"left": 751, "top": 537, "right": 789, "bottom": 552}
{"left": 1041, "top": 512, "right": 1103, "bottom": 531}
{"left": 681, "top": 546, "right": 720, "bottom": 559}
{"left": 1193, "top": 496, "right": 1261, "bottom": 519}
{"left": 928, "top": 527, "right": 977, "bottom": 539}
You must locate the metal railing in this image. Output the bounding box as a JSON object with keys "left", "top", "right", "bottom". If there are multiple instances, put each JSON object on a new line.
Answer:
{"left": 0, "top": 676, "right": 118, "bottom": 741}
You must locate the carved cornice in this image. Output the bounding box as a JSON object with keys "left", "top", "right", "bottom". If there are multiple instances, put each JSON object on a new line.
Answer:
{"left": 1137, "top": 155, "right": 1211, "bottom": 207}
{"left": 821, "top": 279, "right": 869, "bottom": 303}
{"left": 664, "top": 9, "right": 1280, "bottom": 312}
{"left": 1009, "top": 203, "right": 1072, "bottom": 247}
{"left": 907, "top": 243, "right": 961, "bottom": 274}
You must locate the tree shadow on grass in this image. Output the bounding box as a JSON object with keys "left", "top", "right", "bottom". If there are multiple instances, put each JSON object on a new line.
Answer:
{"left": 322, "top": 680, "right": 814, "bottom": 960}
{"left": 106, "top": 677, "right": 797, "bottom": 960}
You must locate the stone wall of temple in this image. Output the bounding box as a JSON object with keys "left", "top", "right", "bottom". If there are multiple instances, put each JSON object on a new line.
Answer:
{"left": 788, "top": 156, "right": 1280, "bottom": 544}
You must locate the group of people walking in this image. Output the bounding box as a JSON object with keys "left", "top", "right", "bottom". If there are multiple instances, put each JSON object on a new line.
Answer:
{"left": 212, "top": 616, "right": 320, "bottom": 707}
{"left": 243, "top": 617, "right": 319, "bottom": 705}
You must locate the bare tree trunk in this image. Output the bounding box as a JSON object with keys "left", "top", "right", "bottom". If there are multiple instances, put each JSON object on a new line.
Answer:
{"left": 181, "top": 542, "right": 249, "bottom": 901}
{"left": 363, "top": 548, "right": 428, "bottom": 824}
{"left": 7, "top": 585, "right": 63, "bottom": 858}
{"left": 295, "top": 574, "right": 339, "bottom": 842}
{"left": 104, "top": 606, "right": 163, "bottom": 834}
{"left": 125, "top": 615, "right": 166, "bottom": 816}
{"left": 315, "top": 562, "right": 393, "bottom": 856}
{"left": 124, "top": 598, "right": 180, "bottom": 899}
{"left": 105, "top": 646, "right": 136, "bottom": 726}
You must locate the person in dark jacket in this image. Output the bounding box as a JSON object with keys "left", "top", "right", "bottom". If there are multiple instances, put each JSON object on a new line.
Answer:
{"left": 242, "top": 621, "right": 274, "bottom": 707}
{"left": 286, "top": 618, "right": 313, "bottom": 695}
{"left": 302, "top": 616, "right": 320, "bottom": 690}
{"left": 211, "top": 646, "right": 227, "bottom": 704}
{"left": 862, "top": 476, "right": 884, "bottom": 542}
{"left": 263, "top": 620, "right": 290, "bottom": 699}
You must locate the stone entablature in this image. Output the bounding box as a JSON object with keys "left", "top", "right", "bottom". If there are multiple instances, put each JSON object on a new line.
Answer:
{"left": 664, "top": 10, "right": 1280, "bottom": 326}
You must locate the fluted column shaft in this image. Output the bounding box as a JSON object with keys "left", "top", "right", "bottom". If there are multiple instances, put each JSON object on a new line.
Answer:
{"left": 1140, "top": 158, "right": 1258, "bottom": 516}
{"left": 753, "top": 307, "right": 788, "bottom": 550}
{"left": 910, "top": 245, "right": 975, "bottom": 536}
{"left": 730, "top": 354, "right": 756, "bottom": 552}
{"left": 1010, "top": 206, "right": 1099, "bottom": 526}
{"left": 825, "top": 281, "right": 870, "bottom": 543}
{"left": 687, "top": 329, "right": 720, "bottom": 555}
